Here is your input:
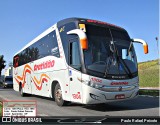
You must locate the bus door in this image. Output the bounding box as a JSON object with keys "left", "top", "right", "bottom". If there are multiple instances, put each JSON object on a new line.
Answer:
{"left": 69, "top": 38, "right": 83, "bottom": 103}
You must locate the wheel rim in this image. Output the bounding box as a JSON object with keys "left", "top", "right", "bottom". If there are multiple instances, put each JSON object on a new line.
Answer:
{"left": 55, "top": 88, "right": 62, "bottom": 102}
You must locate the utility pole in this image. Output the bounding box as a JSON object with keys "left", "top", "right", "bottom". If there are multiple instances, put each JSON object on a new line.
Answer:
{"left": 155, "top": 37, "right": 159, "bottom": 64}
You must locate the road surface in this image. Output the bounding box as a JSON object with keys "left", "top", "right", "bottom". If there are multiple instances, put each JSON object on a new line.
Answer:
{"left": 0, "top": 88, "right": 159, "bottom": 116}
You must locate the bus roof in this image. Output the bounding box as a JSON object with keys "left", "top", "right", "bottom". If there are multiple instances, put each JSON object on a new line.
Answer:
{"left": 14, "top": 17, "right": 126, "bottom": 56}
{"left": 57, "top": 17, "right": 125, "bottom": 30}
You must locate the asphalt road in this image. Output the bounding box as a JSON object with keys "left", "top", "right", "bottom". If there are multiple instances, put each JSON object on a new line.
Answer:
{"left": 0, "top": 88, "right": 159, "bottom": 116}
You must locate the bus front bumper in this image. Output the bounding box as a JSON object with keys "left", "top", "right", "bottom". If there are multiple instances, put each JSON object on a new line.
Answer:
{"left": 82, "top": 84, "right": 139, "bottom": 104}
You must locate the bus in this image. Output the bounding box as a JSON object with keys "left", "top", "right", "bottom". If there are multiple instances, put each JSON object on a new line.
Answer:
{"left": 13, "top": 18, "right": 148, "bottom": 106}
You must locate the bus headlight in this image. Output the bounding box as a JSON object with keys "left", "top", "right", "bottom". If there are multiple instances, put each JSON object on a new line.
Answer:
{"left": 95, "top": 84, "right": 104, "bottom": 89}
{"left": 84, "top": 80, "right": 90, "bottom": 86}
{"left": 83, "top": 80, "right": 104, "bottom": 89}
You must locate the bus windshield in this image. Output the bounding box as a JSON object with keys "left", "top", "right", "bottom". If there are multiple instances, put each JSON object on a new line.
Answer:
{"left": 83, "top": 24, "right": 137, "bottom": 79}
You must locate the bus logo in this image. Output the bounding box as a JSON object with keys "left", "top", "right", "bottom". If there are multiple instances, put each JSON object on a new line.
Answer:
{"left": 111, "top": 82, "right": 128, "bottom": 85}
{"left": 34, "top": 60, "right": 55, "bottom": 71}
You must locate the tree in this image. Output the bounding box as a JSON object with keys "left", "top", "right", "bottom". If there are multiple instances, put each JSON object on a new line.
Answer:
{"left": 0, "top": 55, "right": 6, "bottom": 76}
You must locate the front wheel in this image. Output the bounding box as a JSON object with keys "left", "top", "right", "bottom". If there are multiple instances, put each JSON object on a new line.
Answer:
{"left": 54, "top": 83, "right": 67, "bottom": 106}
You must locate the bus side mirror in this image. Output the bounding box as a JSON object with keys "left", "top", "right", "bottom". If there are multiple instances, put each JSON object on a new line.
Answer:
{"left": 67, "top": 29, "right": 88, "bottom": 50}
{"left": 132, "top": 38, "right": 148, "bottom": 54}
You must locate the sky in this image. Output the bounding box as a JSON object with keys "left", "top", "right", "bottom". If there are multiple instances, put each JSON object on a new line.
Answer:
{"left": 0, "top": 0, "right": 159, "bottom": 74}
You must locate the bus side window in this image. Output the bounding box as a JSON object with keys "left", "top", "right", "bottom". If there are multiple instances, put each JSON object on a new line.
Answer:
{"left": 37, "top": 30, "right": 60, "bottom": 58}
{"left": 50, "top": 31, "right": 60, "bottom": 57}
{"left": 58, "top": 22, "right": 77, "bottom": 63}
{"left": 69, "top": 39, "right": 81, "bottom": 71}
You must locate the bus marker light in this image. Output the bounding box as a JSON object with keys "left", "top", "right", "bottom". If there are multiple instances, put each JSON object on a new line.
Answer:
{"left": 143, "top": 44, "right": 148, "bottom": 54}
{"left": 87, "top": 19, "right": 123, "bottom": 29}
{"left": 69, "top": 70, "right": 72, "bottom": 76}
{"left": 80, "top": 38, "right": 88, "bottom": 50}
{"left": 79, "top": 24, "right": 86, "bottom": 32}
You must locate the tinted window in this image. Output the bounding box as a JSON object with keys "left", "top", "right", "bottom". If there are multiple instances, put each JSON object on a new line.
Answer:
{"left": 58, "top": 22, "right": 77, "bottom": 63}
{"left": 29, "top": 44, "right": 39, "bottom": 61}
{"left": 36, "top": 31, "right": 60, "bottom": 59}
{"left": 86, "top": 24, "right": 111, "bottom": 37}
{"left": 69, "top": 39, "right": 81, "bottom": 70}
{"left": 13, "top": 30, "right": 60, "bottom": 67}
{"left": 111, "top": 29, "right": 130, "bottom": 41}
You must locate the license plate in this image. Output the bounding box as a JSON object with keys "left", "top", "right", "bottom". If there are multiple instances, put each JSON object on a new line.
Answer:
{"left": 115, "top": 94, "right": 125, "bottom": 99}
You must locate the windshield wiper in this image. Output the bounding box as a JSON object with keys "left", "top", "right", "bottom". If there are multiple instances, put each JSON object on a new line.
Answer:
{"left": 104, "top": 40, "right": 133, "bottom": 78}
{"left": 128, "top": 41, "right": 133, "bottom": 56}
{"left": 118, "top": 57, "right": 133, "bottom": 78}
{"left": 104, "top": 55, "right": 112, "bottom": 78}
{"left": 114, "top": 44, "right": 133, "bottom": 78}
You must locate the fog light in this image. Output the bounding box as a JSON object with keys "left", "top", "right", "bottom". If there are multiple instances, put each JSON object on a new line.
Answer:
{"left": 90, "top": 93, "right": 99, "bottom": 100}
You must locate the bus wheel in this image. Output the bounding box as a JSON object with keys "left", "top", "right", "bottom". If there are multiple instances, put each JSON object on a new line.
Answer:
{"left": 19, "top": 84, "right": 25, "bottom": 97}
{"left": 54, "top": 83, "right": 67, "bottom": 106}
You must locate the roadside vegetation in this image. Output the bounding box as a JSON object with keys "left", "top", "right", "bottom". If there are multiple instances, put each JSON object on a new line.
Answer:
{"left": 138, "top": 59, "right": 159, "bottom": 96}
{"left": 0, "top": 102, "right": 2, "bottom": 116}
{"left": 139, "top": 89, "right": 159, "bottom": 96}
{"left": 138, "top": 59, "right": 159, "bottom": 87}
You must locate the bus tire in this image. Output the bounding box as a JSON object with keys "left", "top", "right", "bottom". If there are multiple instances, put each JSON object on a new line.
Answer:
{"left": 54, "top": 83, "right": 67, "bottom": 106}
{"left": 19, "top": 84, "right": 25, "bottom": 97}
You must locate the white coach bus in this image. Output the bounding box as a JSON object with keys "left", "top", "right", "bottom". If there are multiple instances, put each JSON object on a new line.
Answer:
{"left": 13, "top": 18, "right": 148, "bottom": 106}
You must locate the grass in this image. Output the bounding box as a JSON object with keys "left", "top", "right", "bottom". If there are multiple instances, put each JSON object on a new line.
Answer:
{"left": 139, "top": 90, "right": 159, "bottom": 96}
{"left": 138, "top": 59, "right": 159, "bottom": 87}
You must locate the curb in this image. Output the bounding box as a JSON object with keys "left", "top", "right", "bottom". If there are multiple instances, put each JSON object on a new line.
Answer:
{"left": 139, "top": 88, "right": 159, "bottom": 97}
{"left": 139, "top": 95, "right": 159, "bottom": 98}
{"left": 139, "top": 87, "right": 160, "bottom": 91}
